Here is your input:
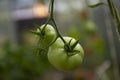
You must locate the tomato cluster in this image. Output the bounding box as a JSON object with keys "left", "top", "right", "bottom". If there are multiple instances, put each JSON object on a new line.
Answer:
{"left": 33, "top": 24, "right": 84, "bottom": 71}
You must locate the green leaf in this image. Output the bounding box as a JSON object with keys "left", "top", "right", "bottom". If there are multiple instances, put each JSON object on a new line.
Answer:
{"left": 88, "top": 2, "right": 106, "bottom": 8}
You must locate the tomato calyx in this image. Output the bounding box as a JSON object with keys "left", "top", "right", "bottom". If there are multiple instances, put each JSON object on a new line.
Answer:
{"left": 30, "top": 29, "right": 45, "bottom": 39}
{"left": 64, "top": 39, "right": 80, "bottom": 56}
{"left": 31, "top": 24, "right": 48, "bottom": 39}
{"left": 38, "top": 30, "right": 45, "bottom": 39}
{"left": 36, "top": 24, "right": 47, "bottom": 39}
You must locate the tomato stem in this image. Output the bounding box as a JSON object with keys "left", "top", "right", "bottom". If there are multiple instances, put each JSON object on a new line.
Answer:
{"left": 41, "top": 18, "right": 51, "bottom": 35}
{"left": 44, "top": 36, "right": 58, "bottom": 49}
{"left": 50, "top": 0, "right": 54, "bottom": 18}
{"left": 40, "top": 0, "right": 54, "bottom": 38}
{"left": 52, "top": 19, "right": 66, "bottom": 43}
{"left": 107, "top": 0, "right": 120, "bottom": 79}
{"left": 34, "top": 0, "right": 75, "bottom": 52}
{"left": 107, "top": 0, "right": 120, "bottom": 36}
{"left": 48, "top": 0, "right": 71, "bottom": 50}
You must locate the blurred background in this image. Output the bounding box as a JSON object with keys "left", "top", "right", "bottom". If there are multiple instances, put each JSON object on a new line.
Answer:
{"left": 0, "top": 0, "right": 120, "bottom": 80}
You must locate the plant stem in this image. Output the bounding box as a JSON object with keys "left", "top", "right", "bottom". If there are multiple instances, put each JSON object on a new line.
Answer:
{"left": 52, "top": 18, "right": 68, "bottom": 46}
{"left": 41, "top": 0, "right": 76, "bottom": 51}
{"left": 41, "top": 18, "right": 50, "bottom": 35}
{"left": 41, "top": 0, "right": 54, "bottom": 36}
{"left": 50, "top": 0, "right": 54, "bottom": 18}
{"left": 107, "top": 0, "right": 120, "bottom": 35}
{"left": 49, "top": 0, "right": 70, "bottom": 49}
{"left": 107, "top": 0, "right": 120, "bottom": 80}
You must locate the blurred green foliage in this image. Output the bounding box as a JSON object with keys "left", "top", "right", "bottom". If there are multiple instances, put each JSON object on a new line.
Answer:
{"left": 67, "top": 18, "right": 106, "bottom": 70}
{"left": 0, "top": 40, "right": 52, "bottom": 80}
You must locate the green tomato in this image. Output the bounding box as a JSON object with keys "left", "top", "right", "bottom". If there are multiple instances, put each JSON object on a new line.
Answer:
{"left": 37, "top": 24, "right": 57, "bottom": 48}
{"left": 48, "top": 37, "right": 84, "bottom": 71}
{"left": 85, "top": 20, "right": 96, "bottom": 34}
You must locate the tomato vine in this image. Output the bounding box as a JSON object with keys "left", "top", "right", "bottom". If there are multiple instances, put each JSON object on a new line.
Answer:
{"left": 32, "top": 0, "right": 80, "bottom": 53}
{"left": 30, "top": 0, "right": 84, "bottom": 71}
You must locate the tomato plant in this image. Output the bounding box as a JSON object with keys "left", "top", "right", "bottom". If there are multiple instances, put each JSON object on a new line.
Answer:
{"left": 85, "top": 20, "right": 96, "bottom": 34}
{"left": 36, "top": 24, "right": 57, "bottom": 48}
{"left": 48, "top": 37, "right": 84, "bottom": 71}
{"left": 31, "top": 0, "right": 84, "bottom": 72}
{"left": 31, "top": 24, "right": 57, "bottom": 49}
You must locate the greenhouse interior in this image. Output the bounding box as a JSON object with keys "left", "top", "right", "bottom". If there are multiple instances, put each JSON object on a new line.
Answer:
{"left": 0, "top": 0, "right": 120, "bottom": 80}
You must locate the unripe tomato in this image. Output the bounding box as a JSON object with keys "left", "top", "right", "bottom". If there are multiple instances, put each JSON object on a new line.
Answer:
{"left": 85, "top": 20, "right": 96, "bottom": 34}
{"left": 36, "top": 24, "right": 57, "bottom": 48}
{"left": 48, "top": 37, "right": 84, "bottom": 71}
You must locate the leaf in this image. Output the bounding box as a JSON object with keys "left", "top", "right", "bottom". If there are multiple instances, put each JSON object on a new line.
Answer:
{"left": 88, "top": 2, "right": 106, "bottom": 8}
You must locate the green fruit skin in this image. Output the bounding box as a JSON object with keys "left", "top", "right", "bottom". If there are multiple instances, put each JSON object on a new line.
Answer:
{"left": 37, "top": 24, "right": 57, "bottom": 48}
{"left": 48, "top": 37, "right": 84, "bottom": 71}
{"left": 85, "top": 20, "right": 96, "bottom": 34}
